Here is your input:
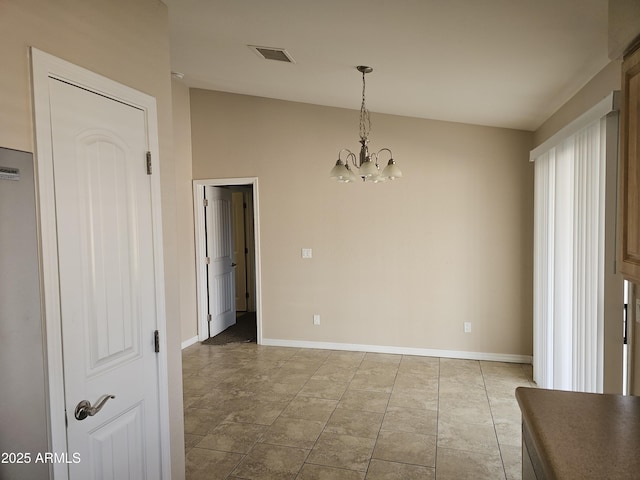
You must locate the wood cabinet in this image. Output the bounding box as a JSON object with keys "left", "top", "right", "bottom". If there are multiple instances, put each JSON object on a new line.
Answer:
{"left": 618, "top": 44, "right": 640, "bottom": 283}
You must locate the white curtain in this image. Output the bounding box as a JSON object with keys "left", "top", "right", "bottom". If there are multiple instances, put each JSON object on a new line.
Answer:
{"left": 533, "top": 117, "right": 606, "bottom": 392}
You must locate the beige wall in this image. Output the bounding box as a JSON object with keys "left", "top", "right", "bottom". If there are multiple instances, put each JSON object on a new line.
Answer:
{"left": 172, "top": 79, "right": 198, "bottom": 342}
{"left": 533, "top": 59, "right": 622, "bottom": 147}
{"left": 190, "top": 89, "right": 534, "bottom": 357}
{"left": 535, "top": 2, "right": 640, "bottom": 146}
{"left": 0, "top": 1, "right": 185, "bottom": 477}
{"left": 609, "top": 0, "right": 640, "bottom": 59}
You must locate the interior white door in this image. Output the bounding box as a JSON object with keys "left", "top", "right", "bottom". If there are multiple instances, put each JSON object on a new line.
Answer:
{"left": 49, "top": 78, "right": 162, "bottom": 479}
{"left": 205, "top": 186, "right": 236, "bottom": 336}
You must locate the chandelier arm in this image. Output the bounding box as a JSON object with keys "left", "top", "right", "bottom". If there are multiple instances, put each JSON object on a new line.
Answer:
{"left": 338, "top": 148, "right": 353, "bottom": 161}
{"left": 346, "top": 152, "right": 358, "bottom": 169}
{"left": 377, "top": 148, "right": 393, "bottom": 161}
{"left": 338, "top": 149, "right": 358, "bottom": 168}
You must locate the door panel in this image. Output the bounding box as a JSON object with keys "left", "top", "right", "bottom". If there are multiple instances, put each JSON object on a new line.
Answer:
{"left": 206, "top": 186, "right": 236, "bottom": 336}
{"left": 49, "top": 78, "right": 160, "bottom": 479}
{"left": 91, "top": 405, "right": 145, "bottom": 479}
{"left": 81, "top": 136, "right": 140, "bottom": 371}
{"left": 215, "top": 271, "right": 234, "bottom": 315}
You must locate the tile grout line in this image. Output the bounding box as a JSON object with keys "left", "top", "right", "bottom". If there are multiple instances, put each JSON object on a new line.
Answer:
{"left": 293, "top": 349, "right": 366, "bottom": 478}
{"left": 362, "top": 353, "right": 402, "bottom": 478}
{"left": 225, "top": 346, "right": 306, "bottom": 479}
{"left": 479, "top": 361, "right": 508, "bottom": 480}
{"left": 283, "top": 349, "right": 330, "bottom": 478}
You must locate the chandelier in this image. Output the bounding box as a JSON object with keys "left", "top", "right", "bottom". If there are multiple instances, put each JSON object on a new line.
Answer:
{"left": 330, "top": 66, "right": 402, "bottom": 183}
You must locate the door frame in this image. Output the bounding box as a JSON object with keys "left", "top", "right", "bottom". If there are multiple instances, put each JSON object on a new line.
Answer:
{"left": 232, "top": 187, "right": 256, "bottom": 312}
{"left": 193, "top": 178, "right": 263, "bottom": 343}
{"left": 31, "top": 48, "right": 171, "bottom": 480}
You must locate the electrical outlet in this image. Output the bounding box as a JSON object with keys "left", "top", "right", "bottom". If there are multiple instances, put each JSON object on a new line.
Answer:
{"left": 302, "top": 248, "right": 313, "bottom": 259}
{"left": 313, "top": 314, "right": 320, "bottom": 325}
{"left": 464, "top": 322, "right": 472, "bottom": 333}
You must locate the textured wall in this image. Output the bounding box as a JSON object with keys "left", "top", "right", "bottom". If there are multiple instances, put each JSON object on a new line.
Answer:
{"left": 172, "top": 79, "right": 198, "bottom": 344}
{"left": 189, "top": 89, "right": 534, "bottom": 357}
{"left": 0, "top": 1, "right": 185, "bottom": 477}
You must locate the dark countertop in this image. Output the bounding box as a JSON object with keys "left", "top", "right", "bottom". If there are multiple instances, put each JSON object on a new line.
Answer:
{"left": 516, "top": 387, "right": 640, "bottom": 480}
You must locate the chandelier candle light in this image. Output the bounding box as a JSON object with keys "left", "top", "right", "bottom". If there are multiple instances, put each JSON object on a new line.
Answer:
{"left": 330, "top": 66, "right": 402, "bottom": 183}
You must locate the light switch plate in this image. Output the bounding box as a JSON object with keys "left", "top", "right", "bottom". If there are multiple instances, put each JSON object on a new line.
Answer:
{"left": 302, "top": 248, "right": 312, "bottom": 259}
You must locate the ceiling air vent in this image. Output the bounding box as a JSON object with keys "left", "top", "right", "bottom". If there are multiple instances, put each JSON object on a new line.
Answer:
{"left": 248, "top": 45, "right": 295, "bottom": 63}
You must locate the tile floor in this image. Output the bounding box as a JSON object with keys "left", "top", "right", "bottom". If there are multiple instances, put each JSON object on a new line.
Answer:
{"left": 182, "top": 342, "right": 535, "bottom": 480}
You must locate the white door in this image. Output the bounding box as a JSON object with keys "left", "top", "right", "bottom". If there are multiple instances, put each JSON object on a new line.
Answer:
{"left": 205, "top": 186, "right": 236, "bottom": 336}
{"left": 49, "top": 78, "right": 162, "bottom": 479}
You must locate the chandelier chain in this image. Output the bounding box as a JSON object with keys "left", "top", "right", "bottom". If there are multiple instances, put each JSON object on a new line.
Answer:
{"left": 329, "top": 65, "right": 402, "bottom": 183}
{"left": 359, "top": 70, "right": 371, "bottom": 141}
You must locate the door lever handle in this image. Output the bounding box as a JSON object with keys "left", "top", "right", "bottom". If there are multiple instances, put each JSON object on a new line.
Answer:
{"left": 231, "top": 263, "right": 237, "bottom": 267}
{"left": 74, "top": 394, "right": 115, "bottom": 420}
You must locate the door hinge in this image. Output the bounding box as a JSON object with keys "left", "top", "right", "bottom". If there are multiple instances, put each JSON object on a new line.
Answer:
{"left": 146, "top": 151, "right": 152, "bottom": 175}
{"left": 203, "top": 198, "right": 209, "bottom": 207}
{"left": 245, "top": 292, "right": 250, "bottom": 299}
{"left": 205, "top": 257, "right": 211, "bottom": 264}
{"left": 64, "top": 409, "right": 68, "bottom": 428}
{"left": 243, "top": 202, "right": 247, "bottom": 209}
{"left": 245, "top": 247, "right": 249, "bottom": 254}
{"left": 207, "top": 314, "right": 212, "bottom": 323}
{"left": 154, "top": 330, "right": 160, "bottom": 353}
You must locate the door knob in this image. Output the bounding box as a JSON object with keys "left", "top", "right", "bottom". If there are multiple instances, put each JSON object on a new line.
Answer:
{"left": 74, "top": 394, "right": 115, "bottom": 420}
{"left": 231, "top": 263, "right": 237, "bottom": 267}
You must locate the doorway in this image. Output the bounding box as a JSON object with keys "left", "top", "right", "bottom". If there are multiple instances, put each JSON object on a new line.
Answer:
{"left": 231, "top": 186, "right": 256, "bottom": 314}
{"left": 193, "top": 178, "right": 262, "bottom": 343}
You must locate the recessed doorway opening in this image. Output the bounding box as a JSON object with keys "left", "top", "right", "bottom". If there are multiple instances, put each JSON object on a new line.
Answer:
{"left": 193, "top": 178, "right": 262, "bottom": 344}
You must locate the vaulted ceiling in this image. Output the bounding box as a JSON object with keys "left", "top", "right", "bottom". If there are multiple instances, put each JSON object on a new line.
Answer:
{"left": 166, "top": 0, "right": 609, "bottom": 131}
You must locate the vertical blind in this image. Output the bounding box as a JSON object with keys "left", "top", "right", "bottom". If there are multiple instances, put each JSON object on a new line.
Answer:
{"left": 533, "top": 116, "right": 607, "bottom": 392}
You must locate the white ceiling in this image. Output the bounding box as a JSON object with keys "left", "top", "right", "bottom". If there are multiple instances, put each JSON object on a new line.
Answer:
{"left": 166, "top": 0, "right": 610, "bottom": 131}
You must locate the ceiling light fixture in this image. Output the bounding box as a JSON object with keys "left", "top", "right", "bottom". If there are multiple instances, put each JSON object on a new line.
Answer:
{"left": 330, "top": 66, "right": 402, "bottom": 183}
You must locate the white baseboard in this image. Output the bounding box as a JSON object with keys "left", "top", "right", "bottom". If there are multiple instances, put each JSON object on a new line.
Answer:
{"left": 181, "top": 336, "right": 199, "bottom": 350}
{"left": 260, "top": 338, "right": 532, "bottom": 364}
